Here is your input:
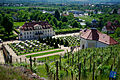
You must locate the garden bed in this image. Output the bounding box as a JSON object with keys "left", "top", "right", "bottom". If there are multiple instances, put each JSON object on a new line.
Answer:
{"left": 9, "top": 40, "right": 56, "bottom": 55}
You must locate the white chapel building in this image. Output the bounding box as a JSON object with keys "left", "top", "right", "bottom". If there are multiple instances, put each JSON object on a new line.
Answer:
{"left": 19, "top": 21, "right": 55, "bottom": 40}
{"left": 80, "top": 28, "right": 118, "bottom": 49}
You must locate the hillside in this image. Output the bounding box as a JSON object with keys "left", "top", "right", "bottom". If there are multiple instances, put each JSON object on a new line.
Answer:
{"left": 0, "top": 64, "right": 42, "bottom": 80}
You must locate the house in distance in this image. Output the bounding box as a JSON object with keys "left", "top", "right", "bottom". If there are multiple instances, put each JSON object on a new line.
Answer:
{"left": 19, "top": 21, "right": 55, "bottom": 40}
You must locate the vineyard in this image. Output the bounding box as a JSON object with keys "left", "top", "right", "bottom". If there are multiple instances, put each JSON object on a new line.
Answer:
{"left": 43, "top": 45, "right": 120, "bottom": 80}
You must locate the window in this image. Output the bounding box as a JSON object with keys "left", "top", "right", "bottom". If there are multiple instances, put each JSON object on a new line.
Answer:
{"left": 24, "top": 32, "right": 26, "bottom": 35}
{"left": 27, "top": 32, "right": 29, "bottom": 34}
{"left": 27, "top": 36, "right": 29, "bottom": 38}
{"left": 24, "top": 36, "right": 26, "bottom": 38}
{"left": 30, "top": 32, "right": 31, "bottom": 34}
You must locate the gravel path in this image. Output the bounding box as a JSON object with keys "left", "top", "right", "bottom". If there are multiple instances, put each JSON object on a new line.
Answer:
{"left": 34, "top": 51, "right": 64, "bottom": 58}
{"left": 53, "top": 32, "right": 80, "bottom": 38}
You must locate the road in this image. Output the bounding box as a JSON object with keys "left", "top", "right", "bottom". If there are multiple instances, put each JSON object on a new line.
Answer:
{"left": 53, "top": 32, "right": 80, "bottom": 38}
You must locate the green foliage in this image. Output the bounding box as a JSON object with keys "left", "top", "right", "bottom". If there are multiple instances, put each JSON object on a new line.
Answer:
{"left": 64, "top": 40, "right": 69, "bottom": 47}
{"left": 60, "top": 39, "right": 64, "bottom": 45}
{"left": 46, "top": 45, "right": 120, "bottom": 80}
{"left": 1, "top": 14, "right": 14, "bottom": 35}
{"left": 114, "top": 27, "right": 120, "bottom": 37}
{"left": 72, "top": 21, "right": 79, "bottom": 28}
{"left": 62, "top": 16, "right": 68, "bottom": 22}
{"left": 55, "top": 28, "right": 80, "bottom": 34}
{"left": 54, "top": 10, "right": 60, "bottom": 20}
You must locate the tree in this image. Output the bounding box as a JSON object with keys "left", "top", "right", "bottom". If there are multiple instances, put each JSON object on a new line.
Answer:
{"left": 58, "top": 21, "right": 62, "bottom": 29}
{"left": 114, "top": 27, "right": 120, "bottom": 37}
{"left": 64, "top": 40, "right": 69, "bottom": 47}
{"left": 60, "top": 39, "right": 64, "bottom": 45}
{"left": 54, "top": 42, "right": 58, "bottom": 48}
{"left": 113, "top": 9, "right": 118, "bottom": 14}
{"left": 57, "top": 38, "right": 60, "bottom": 44}
{"left": 0, "top": 14, "right": 2, "bottom": 24}
{"left": 52, "top": 18, "right": 58, "bottom": 27}
{"left": 54, "top": 10, "right": 60, "bottom": 20}
{"left": 72, "top": 21, "right": 79, "bottom": 28}
{"left": 1, "top": 14, "right": 14, "bottom": 36}
{"left": 0, "top": 26, "right": 5, "bottom": 34}
{"left": 62, "top": 16, "right": 68, "bottom": 22}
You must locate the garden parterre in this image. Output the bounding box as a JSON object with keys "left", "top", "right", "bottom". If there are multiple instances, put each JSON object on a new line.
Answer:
{"left": 58, "top": 36, "right": 80, "bottom": 47}
{"left": 9, "top": 40, "right": 55, "bottom": 55}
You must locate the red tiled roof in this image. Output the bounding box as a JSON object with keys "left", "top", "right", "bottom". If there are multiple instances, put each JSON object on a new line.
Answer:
{"left": 80, "top": 29, "right": 118, "bottom": 45}
{"left": 20, "top": 21, "right": 52, "bottom": 31}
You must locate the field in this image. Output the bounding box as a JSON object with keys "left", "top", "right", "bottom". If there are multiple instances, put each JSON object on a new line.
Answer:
{"left": 79, "top": 16, "right": 99, "bottom": 22}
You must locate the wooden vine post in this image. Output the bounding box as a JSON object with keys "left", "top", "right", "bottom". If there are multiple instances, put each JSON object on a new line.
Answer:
{"left": 30, "top": 56, "right": 32, "bottom": 71}
{"left": 56, "top": 61, "right": 59, "bottom": 80}
{"left": 20, "top": 58, "right": 21, "bottom": 63}
{"left": 78, "top": 54, "right": 79, "bottom": 63}
{"left": 90, "top": 56, "right": 92, "bottom": 72}
{"left": 78, "top": 63, "right": 81, "bottom": 80}
{"left": 72, "top": 54, "right": 74, "bottom": 66}
{"left": 84, "top": 58, "right": 86, "bottom": 75}
{"left": 59, "top": 55, "right": 61, "bottom": 70}
{"left": 34, "top": 58, "right": 36, "bottom": 66}
{"left": 71, "top": 70, "right": 73, "bottom": 80}
{"left": 68, "top": 52, "right": 69, "bottom": 63}
{"left": 92, "top": 62, "right": 95, "bottom": 80}
{"left": 109, "top": 64, "right": 113, "bottom": 80}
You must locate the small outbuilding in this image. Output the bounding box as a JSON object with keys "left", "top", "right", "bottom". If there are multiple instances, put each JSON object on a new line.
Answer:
{"left": 80, "top": 28, "right": 118, "bottom": 49}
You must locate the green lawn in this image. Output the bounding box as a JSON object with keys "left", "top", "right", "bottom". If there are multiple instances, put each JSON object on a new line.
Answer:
{"left": 14, "top": 22, "right": 25, "bottom": 27}
{"left": 26, "top": 49, "right": 64, "bottom": 58}
{"left": 37, "top": 55, "right": 60, "bottom": 62}
{"left": 79, "top": 16, "right": 99, "bottom": 22}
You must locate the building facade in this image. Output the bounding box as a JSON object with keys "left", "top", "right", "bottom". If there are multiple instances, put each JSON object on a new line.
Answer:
{"left": 19, "top": 21, "right": 55, "bottom": 40}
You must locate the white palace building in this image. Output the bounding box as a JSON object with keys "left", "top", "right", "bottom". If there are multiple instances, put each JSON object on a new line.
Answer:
{"left": 19, "top": 21, "right": 55, "bottom": 40}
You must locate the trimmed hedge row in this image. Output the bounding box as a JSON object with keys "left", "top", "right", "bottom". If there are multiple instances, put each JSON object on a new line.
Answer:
{"left": 14, "top": 29, "right": 20, "bottom": 34}
{"left": 55, "top": 28, "right": 80, "bottom": 35}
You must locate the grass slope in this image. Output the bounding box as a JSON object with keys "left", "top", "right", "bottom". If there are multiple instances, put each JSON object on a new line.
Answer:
{"left": 0, "top": 65, "right": 30, "bottom": 80}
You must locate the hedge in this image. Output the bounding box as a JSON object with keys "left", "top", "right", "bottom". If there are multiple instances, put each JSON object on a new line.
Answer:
{"left": 14, "top": 29, "right": 20, "bottom": 34}
{"left": 55, "top": 28, "right": 80, "bottom": 35}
